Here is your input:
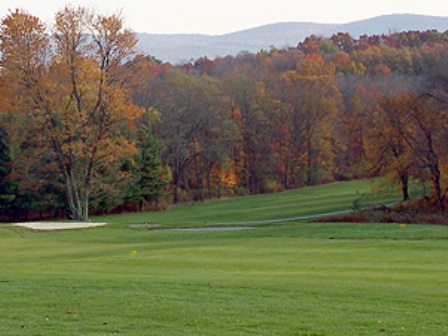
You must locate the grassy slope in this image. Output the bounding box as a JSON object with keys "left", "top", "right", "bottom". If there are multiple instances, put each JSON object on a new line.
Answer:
{"left": 96, "top": 179, "right": 401, "bottom": 227}
{"left": 1, "top": 180, "right": 446, "bottom": 335}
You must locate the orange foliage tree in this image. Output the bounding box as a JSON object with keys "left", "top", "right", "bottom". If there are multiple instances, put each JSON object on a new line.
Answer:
{"left": 288, "top": 54, "right": 340, "bottom": 185}
{"left": 0, "top": 7, "right": 142, "bottom": 221}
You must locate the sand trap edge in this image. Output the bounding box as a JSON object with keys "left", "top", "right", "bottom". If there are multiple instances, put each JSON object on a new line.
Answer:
{"left": 14, "top": 222, "right": 107, "bottom": 231}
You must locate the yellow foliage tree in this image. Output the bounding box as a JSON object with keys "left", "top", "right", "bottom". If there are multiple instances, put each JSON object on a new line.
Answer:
{"left": 0, "top": 7, "right": 143, "bottom": 221}
{"left": 288, "top": 54, "right": 340, "bottom": 185}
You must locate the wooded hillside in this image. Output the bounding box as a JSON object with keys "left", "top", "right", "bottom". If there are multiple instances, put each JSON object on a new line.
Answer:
{"left": 1, "top": 7, "right": 447, "bottom": 221}
{"left": 136, "top": 14, "right": 448, "bottom": 63}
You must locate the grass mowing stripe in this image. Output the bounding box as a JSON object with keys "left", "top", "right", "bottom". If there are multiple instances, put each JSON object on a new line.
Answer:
{"left": 95, "top": 179, "right": 401, "bottom": 228}
{"left": 1, "top": 223, "right": 448, "bottom": 335}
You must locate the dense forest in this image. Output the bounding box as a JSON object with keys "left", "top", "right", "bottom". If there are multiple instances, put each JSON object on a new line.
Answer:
{"left": 0, "top": 7, "right": 447, "bottom": 221}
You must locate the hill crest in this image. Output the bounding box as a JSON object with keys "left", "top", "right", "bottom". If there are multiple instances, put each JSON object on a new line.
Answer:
{"left": 136, "top": 14, "right": 448, "bottom": 64}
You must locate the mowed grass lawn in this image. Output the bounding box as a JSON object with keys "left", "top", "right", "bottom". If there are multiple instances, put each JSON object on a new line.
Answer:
{"left": 1, "top": 180, "right": 447, "bottom": 335}
{"left": 97, "top": 179, "right": 401, "bottom": 227}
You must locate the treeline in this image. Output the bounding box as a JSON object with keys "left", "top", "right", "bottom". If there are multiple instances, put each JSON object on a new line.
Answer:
{"left": 0, "top": 7, "right": 447, "bottom": 221}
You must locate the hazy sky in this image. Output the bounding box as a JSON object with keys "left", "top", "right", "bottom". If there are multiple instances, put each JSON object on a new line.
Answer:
{"left": 1, "top": 0, "right": 447, "bottom": 35}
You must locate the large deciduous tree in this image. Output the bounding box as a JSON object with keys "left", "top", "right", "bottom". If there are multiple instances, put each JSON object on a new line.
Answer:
{"left": 0, "top": 7, "right": 143, "bottom": 221}
{"left": 400, "top": 93, "right": 447, "bottom": 213}
{"left": 289, "top": 54, "right": 340, "bottom": 185}
{"left": 368, "top": 93, "right": 415, "bottom": 201}
{"left": 223, "top": 70, "right": 270, "bottom": 194}
{"left": 375, "top": 90, "right": 447, "bottom": 212}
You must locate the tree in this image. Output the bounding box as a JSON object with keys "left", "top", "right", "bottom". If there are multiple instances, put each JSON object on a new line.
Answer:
{"left": 148, "top": 69, "right": 208, "bottom": 203}
{"left": 289, "top": 54, "right": 340, "bottom": 185}
{"left": 264, "top": 72, "right": 306, "bottom": 188}
{"left": 223, "top": 70, "right": 271, "bottom": 194}
{"left": 336, "top": 83, "right": 371, "bottom": 180}
{"left": 132, "top": 109, "right": 169, "bottom": 211}
{"left": 399, "top": 93, "right": 447, "bottom": 213}
{"left": 0, "top": 7, "right": 143, "bottom": 221}
{"left": 368, "top": 93, "right": 415, "bottom": 201}
{"left": 191, "top": 75, "right": 238, "bottom": 200}
{"left": 0, "top": 124, "right": 15, "bottom": 214}
{"left": 374, "top": 90, "right": 446, "bottom": 212}
{"left": 331, "top": 33, "right": 355, "bottom": 53}
{"left": 425, "top": 50, "right": 448, "bottom": 109}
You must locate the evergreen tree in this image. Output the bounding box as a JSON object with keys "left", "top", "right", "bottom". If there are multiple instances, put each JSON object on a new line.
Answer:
{"left": 136, "top": 129, "right": 167, "bottom": 210}
{"left": 135, "top": 117, "right": 169, "bottom": 210}
{"left": 0, "top": 125, "right": 15, "bottom": 213}
{"left": 123, "top": 110, "right": 169, "bottom": 211}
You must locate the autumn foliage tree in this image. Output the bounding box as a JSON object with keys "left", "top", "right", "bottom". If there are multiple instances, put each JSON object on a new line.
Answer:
{"left": 367, "top": 93, "right": 415, "bottom": 201}
{"left": 288, "top": 54, "right": 340, "bottom": 185}
{"left": 398, "top": 93, "right": 447, "bottom": 213}
{"left": 0, "top": 7, "right": 142, "bottom": 221}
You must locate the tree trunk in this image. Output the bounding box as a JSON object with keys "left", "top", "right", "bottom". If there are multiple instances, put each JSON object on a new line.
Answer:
{"left": 63, "top": 168, "right": 83, "bottom": 221}
{"left": 206, "top": 163, "right": 212, "bottom": 200}
{"left": 173, "top": 176, "right": 179, "bottom": 204}
{"left": 284, "top": 144, "right": 292, "bottom": 189}
{"left": 217, "top": 172, "right": 222, "bottom": 199}
{"left": 173, "top": 154, "right": 180, "bottom": 204}
{"left": 431, "top": 166, "right": 445, "bottom": 213}
{"left": 306, "top": 139, "right": 314, "bottom": 186}
{"left": 399, "top": 169, "right": 410, "bottom": 201}
{"left": 426, "top": 135, "right": 444, "bottom": 213}
{"left": 82, "top": 191, "right": 89, "bottom": 222}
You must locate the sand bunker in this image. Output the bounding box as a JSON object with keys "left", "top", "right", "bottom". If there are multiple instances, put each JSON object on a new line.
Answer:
{"left": 14, "top": 221, "right": 107, "bottom": 231}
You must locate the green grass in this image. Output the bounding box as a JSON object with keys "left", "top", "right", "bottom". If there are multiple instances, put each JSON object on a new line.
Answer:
{"left": 1, "top": 223, "right": 447, "bottom": 335}
{"left": 96, "top": 179, "right": 401, "bottom": 227}
{"left": 1, "top": 180, "right": 446, "bottom": 335}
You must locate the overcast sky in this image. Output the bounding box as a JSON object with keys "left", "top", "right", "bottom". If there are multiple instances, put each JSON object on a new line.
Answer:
{"left": 1, "top": 0, "right": 447, "bottom": 35}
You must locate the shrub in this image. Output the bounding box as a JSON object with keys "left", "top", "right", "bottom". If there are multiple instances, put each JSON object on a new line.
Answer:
{"left": 262, "top": 180, "right": 285, "bottom": 193}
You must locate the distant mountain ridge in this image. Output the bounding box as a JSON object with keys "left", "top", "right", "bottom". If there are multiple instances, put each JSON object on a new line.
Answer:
{"left": 136, "top": 14, "right": 448, "bottom": 64}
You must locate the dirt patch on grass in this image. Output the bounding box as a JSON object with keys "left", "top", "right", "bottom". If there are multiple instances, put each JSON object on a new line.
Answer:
{"left": 315, "top": 197, "right": 448, "bottom": 225}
